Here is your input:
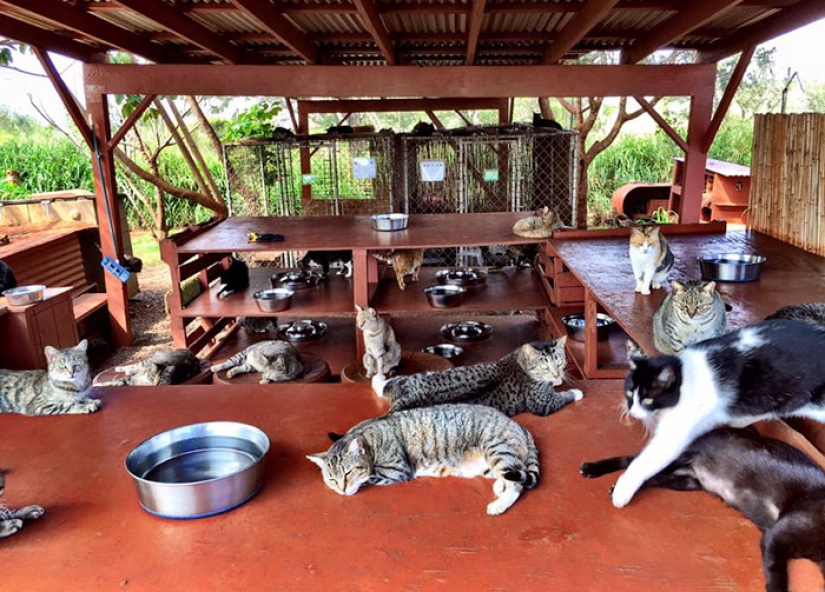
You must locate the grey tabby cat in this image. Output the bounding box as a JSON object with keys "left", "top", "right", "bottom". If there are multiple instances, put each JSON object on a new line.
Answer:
{"left": 210, "top": 340, "right": 303, "bottom": 384}
{"left": 96, "top": 349, "right": 201, "bottom": 386}
{"left": 0, "top": 340, "right": 100, "bottom": 416}
{"left": 766, "top": 302, "right": 825, "bottom": 324}
{"left": 355, "top": 304, "right": 402, "bottom": 378}
{"left": 238, "top": 316, "right": 277, "bottom": 333}
{"left": 307, "top": 403, "right": 540, "bottom": 515}
{"left": 372, "top": 339, "right": 583, "bottom": 417}
{"left": 652, "top": 279, "right": 727, "bottom": 355}
{"left": 512, "top": 206, "right": 563, "bottom": 238}
{"left": 0, "top": 470, "right": 44, "bottom": 538}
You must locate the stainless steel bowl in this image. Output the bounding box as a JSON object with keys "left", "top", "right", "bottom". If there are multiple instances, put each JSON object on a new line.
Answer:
{"left": 698, "top": 253, "right": 766, "bottom": 282}
{"left": 371, "top": 213, "right": 409, "bottom": 232}
{"left": 423, "top": 343, "right": 464, "bottom": 358}
{"left": 440, "top": 321, "right": 494, "bottom": 343}
{"left": 253, "top": 288, "right": 294, "bottom": 312}
{"left": 424, "top": 284, "right": 465, "bottom": 308}
{"left": 562, "top": 312, "right": 616, "bottom": 342}
{"left": 125, "top": 421, "right": 270, "bottom": 519}
{"left": 435, "top": 268, "right": 488, "bottom": 288}
{"left": 2, "top": 284, "right": 46, "bottom": 307}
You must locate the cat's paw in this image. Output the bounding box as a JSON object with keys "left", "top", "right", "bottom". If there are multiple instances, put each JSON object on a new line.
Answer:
{"left": 20, "top": 505, "right": 44, "bottom": 520}
{"left": 640, "top": 288, "right": 651, "bottom": 296}
{"left": 2, "top": 518, "right": 23, "bottom": 536}
{"left": 651, "top": 282, "right": 662, "bottom": 290}
{"left": 570, "top": 389, "right": 584, "bottom": 401}
{"left": 371, "top": 373, "right": 388, "bottom": 397}
{"left": 610, "top": 476, "right": 637, "bottom": 508}
{"left": 82, "top": 398, "right": 102, "bottom": 413}
{"left": 486, "top": 499, "right": 509, "bottom": 516}
{"left": 579, "top": 462, "right": 599, "bottom": 479}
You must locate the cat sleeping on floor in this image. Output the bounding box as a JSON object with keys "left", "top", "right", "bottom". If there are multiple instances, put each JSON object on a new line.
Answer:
{"left": 0, "top": 470, "right": 44, "bottom": 539}
{"left": 355, "top": 305, "right": 402, "bottom": 378}
{"left": 210, "top": 340, "right": 303, "bottom": 384}
{"left": 95, "top": 349, "right": 201, "bottom": 386}
{"left": 307, "top": 403, "right": 540, "bottom": 515}
{"left": 300, "top": 250, "right": 353, "bottom": 279}
{"left": 628, "top": 225, "right": 674, "bottom": 295}
{"left": 512, "top": 206, "right": 563, "bottom": 239}
{"left": 610, "top": 319, "right": 825, "bottom": 509}
{"left": 581, "top": 427, "right": 825, "bottom": 592}
{"left": 373, "top": 249, "right": 423, "bottom": 291}
{"left": 652, "top": 279, "right": 727, "bottom": 355}
{"left": 216, "top": 255, "right": 249, "bottom": 299}
{"left": 0, "top": 340, "right": 100, "bottom": 416}
{"left": 766, "top": 302, "right": 825, "bottom": 325}
{"left": 372, "top": 338, "right": 583, "bottom": 417}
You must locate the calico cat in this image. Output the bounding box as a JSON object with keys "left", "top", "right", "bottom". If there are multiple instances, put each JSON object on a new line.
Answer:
{"left": 96, "top": 349, "right": 201, "bottom": 386}
{"left": 238, "top": 316, "right": 277, "bottom": 334}
{"left": 611, "top": 320, "right": 825, "bottom": 509}
{"left": 652, "top": 279, "right": 727, "bottom": 355}
{"left": 355, "top": 304, "right": 402, "bottom": 378}
{"left": 512, "top": 206, "right": 563, "bottom": 239}
{"left": 628, "top": 225, "right": 674, "bottom": 295}
{"left": 372, "top": 339, "right": 583, "bottom": 417}
{"left": 581, "top": 427, "right": 825, "bottom": 592}
{"left": 0, "top": 259, "right": 17, "bottom": 293}
{"left": 300, "top": 250, "right": 353, "bottom": 278}
{"left": 210, "top": 340, "right": 303, "bottom": 384}
{"left": 307, "top": 403, "right": 540, "bottom": 515}
{"left": 216, "top": 255, "right": 249, "bottom": 299}
{"left": 766, "top": 302, "right": 825, "bottom": 325}
{"left": 0, "top": 340, "right": 99, "bottom": 416}
{"left": 373, "top": 249, "right": 423, "bottom": 291}
{"left": 0, "top": 470, "right": 44, "bottom": 539}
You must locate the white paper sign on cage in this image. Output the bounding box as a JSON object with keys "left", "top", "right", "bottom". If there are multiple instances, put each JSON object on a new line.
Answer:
{"left": 352, "top": 157, "right": 377, "bottom": 180}
{"left": 419, "top": 159, "right": 445, "bottom": 182}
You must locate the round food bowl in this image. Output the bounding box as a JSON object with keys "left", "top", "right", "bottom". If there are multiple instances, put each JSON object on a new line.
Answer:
{"left": 424, "top": 284, "right": 466, "bottom": 308}
{"left": 423, "top": 343, "right": 464, "bottom": 359}
{"left": 269, "top": 271, "right": 320, "bottom": 290}
{"left": 435, "top": 268, "right": 488, "bottom": 288}
{"left": 125, "top": 421, "right": 270, "bottom": 519}
{"left": 2, "top": 284, "right": 46, "bottom": 307}
{"left": 440, "top": 320, "right": 494, "bottom": 343}
{"left": 562, "top": 312, "right": 616, "bottom": 342}
{"left": 253, "top": 288, "right": 294, "bottom": 312}
{"left": 371, "top": 213, "right": 409, "bottom": 232}
{"left": 698, "top": 253, "right": 766, "bottom": 283}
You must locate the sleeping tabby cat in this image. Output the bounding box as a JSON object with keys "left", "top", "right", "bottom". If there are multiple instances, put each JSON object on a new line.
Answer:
{"left": 766, "top": 302, "right": 825, "bottom": 325}
{"left": 96, "top": 349, "right": 201, "bottom": 386}
{"left": 512, "top": 206, "right": 563, "bottom": 239}
{"left": 373, "top": 249, "right": 423, "bottom": 290}
{"left": 0, "top": 340, "right": 100, "bottom": 416}
{"left": 0, "top": 470, "right": 44, "bottom": 539}
{"left": 652, "top": 279, "right": 727, "bottom": 355}
{"left": 355, "top": 305, "right": 402, "bottom": 378}
{"left": 581, "top": 427, "right": 825, "bottom": 592}
{"left": 210, "top": 340, "right": 303, "bottom": 384}
{"left": 372, "top": 339, "right": 583, "bottom": 417}
{"left": 629, "top": 225, "right": 674, "bottom": 295}
{"left": 307, "top": 403, "right": 540, "bottom": 515}
{"left": 612, "top": 320, "right": 825, "bottom": 509}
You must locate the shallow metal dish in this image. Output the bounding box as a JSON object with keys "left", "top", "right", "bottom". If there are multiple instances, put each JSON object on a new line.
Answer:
{"left": 423, "top": 343, "right": 464, "bottom": 359}
{"left": 698, "top": 253, "right": 766, "bottom": 283}
{"left": 435, "top": 268, "right": 488, "bottom": 288}
{"left": 2, "top": 284, "right": 46, "bottom": 307}
{"left": 276, "top": 319, "right": 329, "bottom": 341}
{"left": 270, "top": 271, "right": 320, "bottom": 290}
{"left": 371, "top": 213, "right": 409, "bottom": 231}
{"left": 125, "top": 421, "right": 269, "bottom": 519}
{"left": 424, "top": 284, "right": 466, "bottom": 308}
{"left": 253, "top": 288, "right": 294, "bottom": 312}
{"left": 562, "top": 312, "right": 616, "bottom": 342}
{"left": 440, "top": 320, "right": 494, "bottom": 343}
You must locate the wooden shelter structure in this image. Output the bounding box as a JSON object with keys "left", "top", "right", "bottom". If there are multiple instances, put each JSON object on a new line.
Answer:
{"left": 1, "top": 0, "right": 824, "bottom": 344}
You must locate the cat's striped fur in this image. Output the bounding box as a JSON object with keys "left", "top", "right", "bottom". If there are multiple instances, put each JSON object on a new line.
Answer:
{"left": 629, "top": 225, "right": 674, "bottom": 295}
{"left": 512, "top": 206, "right": 563, "bottom": 238}
{"left": 0, "top": 470, "right": 44, "bottom": 538}
{"left": 373, "top": 340, "right": 583, "bottom": 416}
{"left": 355, "top": 305, "right": 402, "bottom": 378}
{"left": 210, "top": 340, "right": 303, "bottom": 384}
{"left": 307, "top": 403, "right": 540, "bottom": 515}
{"left": 0, "top": 340, "right": 99, "bottom": 416}
{"left": 96, "top": 349, "right": 201, "bottom": 387}
{"left": 653, "top": 279, "right": 727, "bottom": 355}
{"left": 373, "top": 249, "right": 423, "bottom": 290}
{"left": 766, "top": 302, "right": 825, "bottom": 325}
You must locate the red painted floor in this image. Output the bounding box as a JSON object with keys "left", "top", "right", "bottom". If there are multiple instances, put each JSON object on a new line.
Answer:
{"left": 3, "top": 381, "right": 822, "bottom": 591}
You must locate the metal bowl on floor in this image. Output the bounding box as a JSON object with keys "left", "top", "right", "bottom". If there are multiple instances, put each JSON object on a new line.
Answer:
{"left": 125, "top": 421, "right": 270, "bottom": 519}
{"left": 253, "top": 288, "right": 294, "bottom": 312}
{"left": 371, "top": 213, "right": 409, "bottom": 231}
{"left": 435, "top": 268, "right": 488, "bottom": 288}
{"left": 698, "top": 253, "right": 766, "bottom": 282}
{"left": 440, "top": 320, "right": 494, "bottom": 343}
{"left": 276, "top": 319, "right": 329, "bottom": 341}
{"left": 424, "top": 284, "right": 466, "bottom": 308}
{"left": 270, "top": 271, "right": 320, "bottom": 290}
{"left": 562, "top": 312, "right": 616, "bottom": 342}
{"left": 423, "top": 343, "right": 464, "bottom": 359}
{"left": 2, "top": 284, "right": 46, "bottom": 307}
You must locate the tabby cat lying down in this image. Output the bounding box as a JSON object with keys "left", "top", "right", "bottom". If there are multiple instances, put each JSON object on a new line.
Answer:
{"left": 96, "top": 349, "right": 202, "bottom": 386}
{"left": 0, "top": 470, "right": 44, "bottom": 539}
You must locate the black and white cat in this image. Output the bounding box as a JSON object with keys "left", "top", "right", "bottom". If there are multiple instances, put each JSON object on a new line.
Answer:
{"left": 216, "top": 255, "right": 249, "bottom": 299}
{"left": 612, "top": 319, "right": 825, "bottom": 508}
{"left": 581, "top": 427, "right": 825, "bottom": 592}
{"left": 300, "top": 250, "right": 353, "bottom": 278}
{"left": 0, "top": 260, "right": 17, "bottom": 293}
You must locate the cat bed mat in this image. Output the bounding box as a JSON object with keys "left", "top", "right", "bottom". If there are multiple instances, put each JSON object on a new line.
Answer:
{"left": 341, "top": 350, "right": 453, "bottom": 383}
{"left": 212, "top": 354, "right": 330, "bottom": 385}
{"left": 93, "top": 360, "right": 213, "bottom": 386}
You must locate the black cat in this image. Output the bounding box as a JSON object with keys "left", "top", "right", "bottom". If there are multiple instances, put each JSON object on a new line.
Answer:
{"left": 216, "top": 256, "right": 249, "bottom": 299}
{"left": 0, "top": 260, "right": 17, "bottom": 293}
{"left": 581, "top": 427, "right": 825, "bottom": 592}
{"left": 532, "top": 112, "right": 563, "bottom": 130}
{"left": 299, "top": 250, "right": 353, "bottom": 278}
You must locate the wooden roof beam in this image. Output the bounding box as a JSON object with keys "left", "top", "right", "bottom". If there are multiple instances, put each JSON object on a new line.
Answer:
{"left": 111, "top": 0, "right": 241, "bottom": 64}
{"left": 699, "top": 0, "right": 825, "bottom": 63}
{"left": 543, "top": 0, "right": 620, "bottom": 64}
{"left": 466, "top": 0, "right": 487, "bottom": 65}
{"left": 0, "top": 0, "right": 169, "bottom": 63}
{"left": 352, "top": 0, "right": 395, "bottom": 65}
{"left": 228, "top": 0, "right": 319, "bottom": 64}
{"left": 623, "top": 0, "right": 744, "bottom": 64}
{"left": 33, "top": 47, "right": 93, "bottom": 150}
{"left": 0, "top": 13, "right": 103, "bottom": 62}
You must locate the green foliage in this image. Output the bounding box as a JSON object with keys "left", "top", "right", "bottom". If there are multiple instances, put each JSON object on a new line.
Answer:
{"left": 222, "top": 100, "right": 283, "bottom": 141}
{"left": 129, "top": 231, "right": 162, "bottom": 267}
{"left": 717, "top": 47, "right": 782, "bottom": 118}
{"left": 707, "top": 117, "right": 753, "bottom": 165}
{"left": 0, "top": 133, "right": 93, "bottom": 198}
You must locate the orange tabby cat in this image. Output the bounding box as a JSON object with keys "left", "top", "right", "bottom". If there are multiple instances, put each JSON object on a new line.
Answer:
{"left": 374, "top": 249, "right": 424, "bottom": 290}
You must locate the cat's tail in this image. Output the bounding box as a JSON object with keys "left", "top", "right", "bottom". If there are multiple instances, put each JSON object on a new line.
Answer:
{"left": 371, "top": 372, "right": 389, "bottom": 398}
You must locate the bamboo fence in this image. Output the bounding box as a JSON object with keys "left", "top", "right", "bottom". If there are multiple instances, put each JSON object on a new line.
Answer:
{"left": 750, "top": 113, "right": 824, "bottom": 255}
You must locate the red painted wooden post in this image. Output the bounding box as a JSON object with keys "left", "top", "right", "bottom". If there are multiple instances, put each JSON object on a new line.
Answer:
{"left": 680, "top": 86, "right": 714, "bottom": 224}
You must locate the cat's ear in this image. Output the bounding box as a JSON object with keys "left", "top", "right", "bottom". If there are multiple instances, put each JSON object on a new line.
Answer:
{"left": 44, "top": 345, "right": 59, "bottom": 360}
{"left": 654, "top": 365, "right": 677, "bottom": 389}
{"left": 648, "top": 225, "right": 661, "bottom": 236}
{"left": 625, "top": 340, "right": 646, "bottom": 368}
{"left": 519, "top": 343, "right": 541, "bottom": 363}
{"left": 355, "top": 304, "right": 364, "bottom": 312}
{"left": 76, "top": 339, "right": 88, "bottom": 353}
{"left": 555, "top": 335, "right": 568, "bottom": 349}
{"left": 701, "top": 281, "right": 717, "bottom": 294}
{"left": 671, "top": 280, "right": 686, "bottom": 294}
{"left": 306, "top": 453, "right": 328, "bottom": 468}
{"left": 347, "top": 437, "right": 367, "bottom": 457}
